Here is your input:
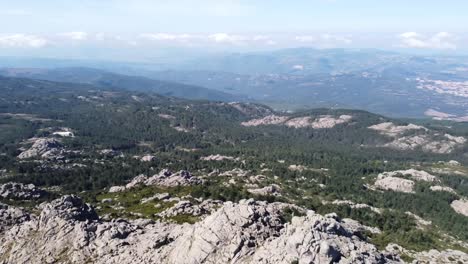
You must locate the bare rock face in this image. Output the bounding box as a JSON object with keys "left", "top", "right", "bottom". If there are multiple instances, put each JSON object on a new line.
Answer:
{"left": 17, "top": 138, "right": 63, "bottom": 159}
{"left": 0, "top": 182, "right": 48, "bottom": 200}
{"left": 0, "top": 196, "right": 400, "bottom": 264}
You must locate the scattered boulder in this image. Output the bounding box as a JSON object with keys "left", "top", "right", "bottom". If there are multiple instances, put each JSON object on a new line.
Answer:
{"left": 140, "top": 155, "right": 156, "bottom": 162}
{"left": 141, "top": 193, "right": 171, "bottom": 204}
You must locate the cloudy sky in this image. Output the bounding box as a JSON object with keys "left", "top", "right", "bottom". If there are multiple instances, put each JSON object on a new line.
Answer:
{"left": 1, "top": 0, "right": 467, "bottom": 60}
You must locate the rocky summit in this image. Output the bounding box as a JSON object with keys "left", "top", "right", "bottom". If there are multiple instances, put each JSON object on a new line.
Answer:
{"left": 0, "top": 194, "right": 401, "bottom": 264}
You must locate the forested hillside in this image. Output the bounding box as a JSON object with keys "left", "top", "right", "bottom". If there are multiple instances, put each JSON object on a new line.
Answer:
{"left": 1, "top": 76, "right": 468, "bottom": 260}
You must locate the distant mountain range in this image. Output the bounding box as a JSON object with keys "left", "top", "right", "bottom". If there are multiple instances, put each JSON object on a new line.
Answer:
{"left": 0, "top": 67, "right": 241, "bottom": 102}
{"left": 1, "top": 48, "right": 467, "bottom": 118}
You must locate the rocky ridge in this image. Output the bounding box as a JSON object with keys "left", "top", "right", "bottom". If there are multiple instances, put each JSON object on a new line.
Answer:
{"left": 0, "top": 195, "right": 402, "bottom": 264}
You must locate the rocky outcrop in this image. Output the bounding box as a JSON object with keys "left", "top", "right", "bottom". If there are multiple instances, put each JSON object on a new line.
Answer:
{"left": 241, "top": 115, "right": 289, "bottom": 127}
{"left": 200, "top": 154, "right": 239, "bottom": 161}
{"left": 373, "top": 169, "right": 445, "bottom": 193}
{"left": 109, "top": 170, "right": 203, "bottom": 192}
{"left": 145, "top": 170, "right": 203, "bottom": 187}
{"left": 156, "top": 199, "right": 222, "bottom": 218}
{"left": 430, "top": 185, "right": 456, "bottom": 194}
{"left": 369, "top": 122, "right": 427, "bottom": 137}
{"left": 0, "top": 202, "right": 32, "bottom": 232}
{"left": 386, "top": 243, "right": 468, "bottom": 264}
{"left": 286, "top": 115, "right": 352, "bottom": 129}
{"left": 0, "top": 196, "right": 400, "bottom": 264}
{"left": 242, "top": 114, "right": 352, "bottom": 129}
{"left": 140, "top": 155, "right": 156, "bottom": 162}
{"left": 17, "top": 138, "right": 63, "bottom": 160}
{"left": 379, "top": 169, "right": 438, "bottom": 182}
{"left": 0, "top": 182, "right": 48, "bottom": 200}
{"left": 451, "top": 199, "right": 468, "bottom": 217}
{"left": 374, "top": 175, "right": 415, "bottom": 193}
{"left": 247, "top": 184, "right": 282, "bottom": 196}
{"left": 369, "top": 122, "right": 466, "bottom": 154}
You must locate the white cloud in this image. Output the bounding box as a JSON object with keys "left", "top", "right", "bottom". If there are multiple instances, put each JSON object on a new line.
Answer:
{"left": 321, "top": 34, "right": 352, "bottom": 44}
{"left": 208, "top": 33, "right": 247, "bottom": 44}
{"left": 295, "top": 35, "right": 316, "bottom": 42}
{"left": 399, "top": 32, "right": 456, "bottom": 49}
{"left": 139, "top": 33, "right": 195, "bottom": 42}
{"left": 295, "top": 34, "right": 352, "bottom": 46}
{"left": 0, "top": 34, "right": 48, "bottom": 48}
{"left": 60, "top": 31, "right": 88, "bottom": 41}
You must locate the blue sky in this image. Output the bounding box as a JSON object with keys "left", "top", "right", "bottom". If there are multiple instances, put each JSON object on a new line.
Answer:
{"left": 0, "top": 0, "right": 467, "bottom": 60}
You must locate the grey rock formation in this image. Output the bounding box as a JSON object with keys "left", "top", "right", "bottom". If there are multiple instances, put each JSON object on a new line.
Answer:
{"left": 156, "top": 199, "right": 222, "bottom": 218}
{"left": 109, "top": 170, "right": 203, "bottom": 192}
{"left": 17, "top": 138, "right": 63, "bottom": 160}
{"left": 0, "top": 196, "right": 400, "bottom": 264}
{"left": 0, "top": 182, "right": 48, "bottom": 200}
